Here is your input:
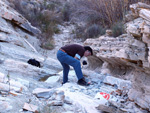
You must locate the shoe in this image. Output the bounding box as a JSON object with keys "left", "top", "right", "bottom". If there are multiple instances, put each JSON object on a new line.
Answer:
{"left": 77, "top": 78, "right": 90, "bottom": 86}
{"left": 61, "top": 81, "right": 67, "bottom": 85}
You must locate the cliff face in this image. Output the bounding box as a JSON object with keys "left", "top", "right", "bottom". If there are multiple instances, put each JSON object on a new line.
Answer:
{"left": 84, "top": 2, "right": 150, "bottom": 111}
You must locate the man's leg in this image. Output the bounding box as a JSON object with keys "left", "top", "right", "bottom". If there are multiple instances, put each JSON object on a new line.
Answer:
{"left": 63, "top": 55, "right": 83, "bottom": 80}
{"left": 57, "top": 50, "right": 83, "bottom": 81}
{"left": 61, "top": 63, "right": 70, "bottom": 84}
{"left": 65, "top": 57, "right": 90, "bottom": 86}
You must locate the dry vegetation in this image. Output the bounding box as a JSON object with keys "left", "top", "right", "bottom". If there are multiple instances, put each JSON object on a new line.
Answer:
{"left": 70, "top": 0, "right": 150, "bottom": 26}
{"left": 9, "top": 0, "right": 63, "bottom": 49}
{"left": 70, "top": 0, "right": 150, "bottom": 39}
{"left": 8, "top": 0, "right": 150, "bottom": 46}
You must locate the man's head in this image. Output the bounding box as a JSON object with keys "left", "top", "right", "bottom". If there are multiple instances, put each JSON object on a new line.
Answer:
{"left": 84, "top": 46, "right": 93, "bottom": 57}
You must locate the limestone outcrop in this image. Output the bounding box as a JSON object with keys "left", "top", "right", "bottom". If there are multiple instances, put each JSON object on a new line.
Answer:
{"left": 0, "top": 1, "right": 64, "bottom": 112}
{"left": 84, "top": 2, "right": 150, "bottom": 111}
{"left": 0, "top": 1, "right": 41, "bottom": 35}
{"left": 0, "top": 0, "right": 62, "bottom": 96}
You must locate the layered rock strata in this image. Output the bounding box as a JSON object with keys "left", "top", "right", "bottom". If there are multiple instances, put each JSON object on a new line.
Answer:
{"left": 84, "top": 2, "right": 150, "bottom": 111}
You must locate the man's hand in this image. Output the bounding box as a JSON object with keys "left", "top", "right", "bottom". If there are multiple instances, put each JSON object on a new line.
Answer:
{"left": 74, "top": 56, "right": 80, "bottom": 60}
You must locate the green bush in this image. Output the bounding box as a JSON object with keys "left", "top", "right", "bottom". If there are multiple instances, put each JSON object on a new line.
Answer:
{"left": 86, "top": 24, "right": 106, "bottom": 38}
{"left": 87, "top": 14, "right": 102, "bottom": 25}
{"left": 73, "top": 25, "right": 86, "bottom": 40}
{"left": 62, "top": 3, "right": 71, "bottom": 21}
{"left": 73, "top": 24, "right": 106, "bottom": 40}
{"left": 111, "top": 21, "right": 125, "bottom": 37}
{"left": 46, "top": 3, "right": 56, "bottom": 10}
{"left": 41, "top": 42, "right": 55, "bottom": 50}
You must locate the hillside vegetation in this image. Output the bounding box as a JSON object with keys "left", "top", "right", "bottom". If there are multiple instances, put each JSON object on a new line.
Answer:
{"left": 8, "top": 0, "right": 150, "bottom": 47}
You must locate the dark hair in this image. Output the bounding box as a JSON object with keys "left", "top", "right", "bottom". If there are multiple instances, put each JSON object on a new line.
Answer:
{"left": 84, "top": 46, "right": 93, "bottom": 55}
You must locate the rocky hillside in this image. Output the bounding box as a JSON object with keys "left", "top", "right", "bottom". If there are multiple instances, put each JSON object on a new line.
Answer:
{"left": 85, "top": 2, "right": 150, "bottom": 112}
{"left": 0, "top": 0, "right": 150, "bottom": 113}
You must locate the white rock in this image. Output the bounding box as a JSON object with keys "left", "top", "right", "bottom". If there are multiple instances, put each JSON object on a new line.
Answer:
{"left": 32, "top": 88, "right": 52, "bottom": 94}
{"left": 0, "top": 82, "right": 20, "bottom": 92}
{"left": 139, "top": 9, "right": 150, "bottom": 22}
{"left": 103, "top": 76, "right": 132, "bottom": 90}
{"left": 17, "top": 78, "right": 30, "bottom": 88}
{"left": 47, "top": 90, "right": 65, "bottom": 106}
{"left": 44, "top": 57, "right": 62, "bottom": 71}
{"left": 32, "top": 88, "right": 55, "bottom": 99}
{"left": 45, "top": 76, "right": 60, "bottom": 85}
{"left": 2, "top": 58, "right": 56, "bottom": 77}
{"left": 9, "top": 79, "right": 28, "bottom": 91}
{"left": 57, "top": 83, "right": 101, "bottom": 113}
{"left": 0, "top": 101, "right": 13, "bottom": 112}
{"left": 23, "top": 103, "right": 38, "bottom": 112}
{"left": 126, "top": 24, "right": 141, "bottom": 37}
{"left": 0, "top": 43, "right": 44, "bottom": 62}
{"left": 0, "top": 69, "right": 6, "bottom": 82}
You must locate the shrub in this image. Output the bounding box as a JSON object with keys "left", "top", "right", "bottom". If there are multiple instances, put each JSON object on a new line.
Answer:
{"left": 62, "top": 3, "right": 71, "bottom": 21}
{"left": 70, "top": 0, "right": 150, "bottom": 27}
{"left": 10, "top": 0, "right": 63, "bottom": 50}
{"left": 86, "top": 24, "right": 106, "bottom": 38}
{"left": 41, "top": 41, "right": 55, "bottom": 50}
{"left": 46, "top": 3, "right": 56, "bottom": 10}
{"left": 87, "top": 14, "right": 102, "bottom": 25}
{"left": 73, "top": 24, "right": 106, "bottom": 40}
{"left": 73, "top": 25, "right": 86, "bottom": 40}
{"left": 70, "top": 0, "right": 150, "bottom": 39}
{"left": 111, "top": 21, "right": 125, "bottom": 37}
